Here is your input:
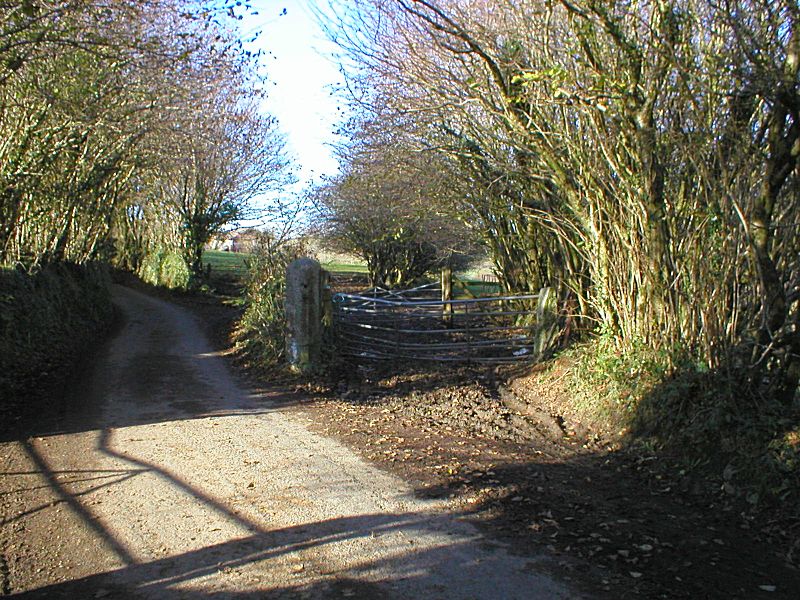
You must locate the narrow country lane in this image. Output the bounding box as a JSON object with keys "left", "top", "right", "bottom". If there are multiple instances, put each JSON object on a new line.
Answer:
{"left": 0, "top": 285, "right": 578, "bottom": 599}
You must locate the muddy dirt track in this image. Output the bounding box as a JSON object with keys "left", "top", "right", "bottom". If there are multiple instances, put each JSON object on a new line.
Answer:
{"left": 0, "top": 285, "right": 576, "bottom": 599}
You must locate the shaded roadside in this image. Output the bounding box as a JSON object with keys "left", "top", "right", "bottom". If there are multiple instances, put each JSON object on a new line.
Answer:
{"left": 297, "top": 364, "right": 800, "bottom": 599}
{"left": 0, "top": 263, "right": 117, "bottom": 442}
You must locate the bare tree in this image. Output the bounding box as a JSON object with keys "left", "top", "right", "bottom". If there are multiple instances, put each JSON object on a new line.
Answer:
{"left": 313, "top": 112, "right": 479, "bottom": 286}
{"left": 155, "top": 102, "right": 293, "bottom": 278}
{"left": 318, "top": 0, "right": 800, "bottom": 398}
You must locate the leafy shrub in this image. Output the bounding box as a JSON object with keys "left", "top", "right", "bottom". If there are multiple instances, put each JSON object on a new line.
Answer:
{"left": 138, "top": 249, "right": 164, "bottom": 286}
{"left": 159, "top": 251, "right": 191, "bottom": 289}
{"left": 234, "top": 237, "right": 309, "bottom": 372}
{"left": 633, "top": 363, "right": 800, "bottom": 511}
{"left": 137, "top": 248, "right": 191, "bottom": 289}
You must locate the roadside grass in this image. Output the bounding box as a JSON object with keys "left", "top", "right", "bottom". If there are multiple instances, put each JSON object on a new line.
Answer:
{"left": 525, "top": 335, "right": 800, "bottom": 519}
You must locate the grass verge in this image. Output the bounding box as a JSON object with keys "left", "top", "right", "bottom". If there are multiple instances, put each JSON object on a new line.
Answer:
{"left": 520, "top": 336, "right": 800, "bottom": 515}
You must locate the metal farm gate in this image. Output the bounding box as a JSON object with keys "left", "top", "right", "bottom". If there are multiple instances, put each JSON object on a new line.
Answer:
{"left": 331, "top": 282, "right": 556, "bottom": 364}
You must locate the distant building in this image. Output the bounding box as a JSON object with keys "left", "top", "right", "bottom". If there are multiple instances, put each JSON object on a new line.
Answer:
{"left": 207, "top": 229, "right": 263, "bottom": 254}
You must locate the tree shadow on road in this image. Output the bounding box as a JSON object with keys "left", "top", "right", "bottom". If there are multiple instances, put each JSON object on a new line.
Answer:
{"left": 4, "top": 434, "right": 568, "bottom": 600}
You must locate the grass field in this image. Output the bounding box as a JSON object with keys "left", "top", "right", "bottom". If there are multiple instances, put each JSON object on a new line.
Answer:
{"left": 323, "top": 262, "right": 369, "bottom": 274}
{"left": 459, "top": 280, "right": 502, "bottom": 297}
{"left": 203, "top": 250, "right": 368, "bottom": 280}
{"left": 204, "top": 250, "right": 250, "bottom": 277}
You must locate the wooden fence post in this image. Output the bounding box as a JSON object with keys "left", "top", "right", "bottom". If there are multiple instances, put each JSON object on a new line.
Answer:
{"left": 320, "top": 269, "right": 333, "bottom": 329}
{"left": 441, "top": 266, "right": 453, "bottom": 326}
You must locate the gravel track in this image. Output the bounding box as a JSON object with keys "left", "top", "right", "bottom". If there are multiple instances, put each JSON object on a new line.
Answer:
{"left": 0, "top": 285, "right": 577, "bottom": 599}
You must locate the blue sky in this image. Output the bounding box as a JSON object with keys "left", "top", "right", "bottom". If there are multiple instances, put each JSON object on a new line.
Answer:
{"left": 240, "top": 1, "right": 346, "bottom": 193}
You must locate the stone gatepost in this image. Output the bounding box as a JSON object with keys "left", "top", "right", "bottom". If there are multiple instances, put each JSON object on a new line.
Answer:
{"left": 285, "top": 257, "right": 323, "bottom": 373}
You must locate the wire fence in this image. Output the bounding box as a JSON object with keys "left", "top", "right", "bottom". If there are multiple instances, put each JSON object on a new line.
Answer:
{"left": 332, "top": 282, "right": 551, "bottom": 364}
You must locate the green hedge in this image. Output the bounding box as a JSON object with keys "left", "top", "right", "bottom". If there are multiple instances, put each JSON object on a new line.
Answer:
{"left": 137, "top": 249, "right": 191, "bottom": 289}
{"left": 0, "top": 262, "right": 114, "bottom": 413}
{"left": 234, "top": 241, "right": 308, "bottom": 373}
